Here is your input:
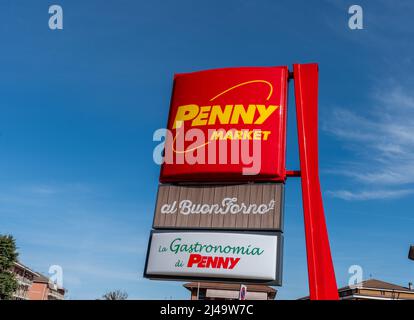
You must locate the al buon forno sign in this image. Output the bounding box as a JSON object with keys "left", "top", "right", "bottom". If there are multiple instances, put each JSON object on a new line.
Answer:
{"left": 153, "top": 183, "right": 284, "bottom": 231}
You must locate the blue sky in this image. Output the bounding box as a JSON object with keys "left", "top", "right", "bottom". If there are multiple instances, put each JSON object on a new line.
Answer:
{"left": 0, "top": 0, "right": 413, "bottom": 299}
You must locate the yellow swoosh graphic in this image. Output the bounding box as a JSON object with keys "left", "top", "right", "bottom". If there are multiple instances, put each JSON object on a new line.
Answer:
{"left": 172, "top": 132, "right": 211, "bottom": 154}
{"left": 209, "top": 80, "right": 273, "bottom": 101}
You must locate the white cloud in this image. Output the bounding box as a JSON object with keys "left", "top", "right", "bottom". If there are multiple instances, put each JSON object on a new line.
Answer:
{"left": 327, "top": 189, "right": 414, "bottom": 201}
{"left": 324, "top": 84, "right": 414, "bottom": 200}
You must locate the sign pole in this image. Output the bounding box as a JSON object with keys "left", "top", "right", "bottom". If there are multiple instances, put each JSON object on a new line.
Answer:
{"left": 197, "top": 282, "right": 200, "bottom": 300}
{"left": 239, "top": 284, "right": 247, "bottom": 300}
{"left": 293, "top": 63, "right": 339, "bottom": 300}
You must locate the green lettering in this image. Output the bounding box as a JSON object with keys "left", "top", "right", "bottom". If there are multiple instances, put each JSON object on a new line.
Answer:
{"left": 170, "top": 238, "right": 181, "bottom": 254}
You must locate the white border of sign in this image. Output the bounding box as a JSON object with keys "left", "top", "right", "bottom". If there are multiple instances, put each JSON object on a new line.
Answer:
{"left": 143, "top": 230, "right": 283, "bottom": 286}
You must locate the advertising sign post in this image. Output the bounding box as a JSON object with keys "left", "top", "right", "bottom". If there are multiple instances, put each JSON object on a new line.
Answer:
{"left": 145, "top": 63, "right": 339, "bottom": 300}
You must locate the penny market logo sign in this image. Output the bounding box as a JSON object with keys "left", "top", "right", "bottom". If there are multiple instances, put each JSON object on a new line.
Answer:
{"left": 158, "top": 66, "right": 288, "bottom": 182}
{"left": 171, "top": 80, "right": 278, "bottom": 151}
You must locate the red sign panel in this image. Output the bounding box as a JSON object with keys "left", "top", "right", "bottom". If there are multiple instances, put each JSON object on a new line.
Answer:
{"left": 160, "top": 66, "right": 288, "bottom": 182}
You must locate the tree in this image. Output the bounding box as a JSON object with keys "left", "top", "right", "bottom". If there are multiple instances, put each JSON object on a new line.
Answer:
{"left": 102, "top": 290, "right": 128, "bottom": 300}
{"left": 0, "top": 235, "right": 19, "bottom": 300}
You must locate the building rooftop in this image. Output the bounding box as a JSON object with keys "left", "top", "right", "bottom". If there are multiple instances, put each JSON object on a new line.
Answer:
{"left": 184, "top": 282, "right": 277, "bottom": 300}
{"left": 33, "top": 273, "right": 50, "bottom": 283}
{"left": 338, "top": 279, "right": 412, "bottom": 293}
{"left": 298, "top": 278, "right": 414, "bottom": 300}
{"left": 14, "top": 261, "right": 39, "bottom": 277}
{"left": 183, "top": 282, "right": 276, "bottom": 294}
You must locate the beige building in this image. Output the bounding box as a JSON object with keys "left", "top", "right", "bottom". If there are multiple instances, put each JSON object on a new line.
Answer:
{"left": 300, "top": 279, "right": 414, "bottom": 300}
{"left": 184, "top": 282, "right": 276, "bottom": 300}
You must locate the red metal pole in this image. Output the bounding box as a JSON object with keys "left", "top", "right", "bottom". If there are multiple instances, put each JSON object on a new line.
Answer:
{"left": 293, "top": 63, "right": 339, "bottom": 300}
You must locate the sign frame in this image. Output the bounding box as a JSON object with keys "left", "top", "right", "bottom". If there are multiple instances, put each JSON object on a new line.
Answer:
{"left": 143, "top": 230, "right": 284, "bottom": 286}
{"left": 159, "top": 66, "right": 289, "bottom": 183}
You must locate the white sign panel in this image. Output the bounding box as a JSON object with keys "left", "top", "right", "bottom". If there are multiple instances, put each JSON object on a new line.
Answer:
{"left": 144, "top": 231, "right": 283, "bottom": 285}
